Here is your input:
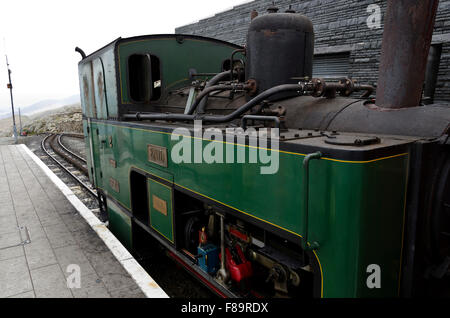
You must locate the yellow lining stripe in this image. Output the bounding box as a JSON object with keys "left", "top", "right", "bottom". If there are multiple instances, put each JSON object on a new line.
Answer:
{"left": 105, "top": 182, "right": 323, "bottom": 297}
{"left": 174, "top": 182, "right": 304, "bottom": 238}
{"left": 92, "top": 121, "right": 409, "bottom": 164}
{"left": 93, "top": 121, "right": 409, "bottom": 299}
{"left": 312, "top": 250, "right": 324, "bottom": 298}
{"left": 148, "top": 179, "right": 175, "bottom": 244}
{"left": 397, "top": 153, "right": 410, "bottom": 296}
{"left": 127, "top": 165, "right": 303, "bottom": 237}
{"left": 130, "top": 165, "right": 173, "bottom": 185}
{"left": 129, "top": 165, "right": 175, "bottom": 243}
{"left": 150, "top": 224, "right": 175, "bottom": 244}
{"left": 148, "top": 177, "right": 172, "bottom": 190}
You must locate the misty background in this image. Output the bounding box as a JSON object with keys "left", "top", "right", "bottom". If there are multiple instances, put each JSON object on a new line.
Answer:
{"left": 0, "top": 0, "right": 249, "bottom": 119}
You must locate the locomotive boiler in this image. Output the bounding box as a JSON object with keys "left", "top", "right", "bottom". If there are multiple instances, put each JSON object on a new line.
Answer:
{"left": 76, "top": 0, "right": 450, "bottom": 297}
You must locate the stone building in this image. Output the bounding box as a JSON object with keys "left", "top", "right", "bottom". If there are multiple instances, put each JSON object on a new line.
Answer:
{"left": 176, "top": 0, "right": 450, "bottom": 103}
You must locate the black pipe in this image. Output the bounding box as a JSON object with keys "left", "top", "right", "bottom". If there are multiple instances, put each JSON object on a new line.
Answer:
{"left": 319, "top": 80, "right": 374, "bottom": 98}
{"left": 354, "top": 84, "right": 374, "bottom": 98}
{"left": 75, "top": 47, "right": 86, "bottom": 59}
{"left": 202, "top": 84, "right": 305, "bottom": 123}
{"left": 187, "top": 84, "right": 237, "bottom": 115}
{"left": 230, "top": 49, "right": 245, "bottom": 71}
{"left": 123, "top": 83, "right": 305, "bottom": 124}
{"left": 123, "top": 112, "right": 192, "bottom": 122}
{"left": 196, "top": 71, "right": 233, "bottom": 114}
{"left": 230, "top": 48, "right": 245, "bottom": 83}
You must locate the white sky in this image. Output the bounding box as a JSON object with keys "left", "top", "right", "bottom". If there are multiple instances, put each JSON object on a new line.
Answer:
{"left": 0, "top": 0, "right": 250, "bottom": 113}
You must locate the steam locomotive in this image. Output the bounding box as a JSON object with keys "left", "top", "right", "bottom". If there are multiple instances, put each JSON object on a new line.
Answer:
{"left": 76, "top": 1, "right": 450, "bottom": 297}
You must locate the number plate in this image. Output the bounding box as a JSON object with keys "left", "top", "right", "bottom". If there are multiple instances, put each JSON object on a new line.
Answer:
{"left": 147, "top": 144, "right": 168, "bottom": 167}
{"left": 152, "top": 195, "right": 167, "bottom": 216}
{"left": 109, "top": 178, "right": 120, "bottom": 193}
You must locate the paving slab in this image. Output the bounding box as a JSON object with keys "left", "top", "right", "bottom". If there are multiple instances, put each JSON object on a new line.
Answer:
{"left": 24, "top": 236, "right": 58, "bottom": 270}
{"left": 0, "top": 256, "right": 33, "bottom": 298}
{"left": 0, "top": 144, "right": 166, "bottom": 298}
{"left": 0, "top": 231, "right": 22, "bottom": 250}
{"left": 0, "top": 214, "right": 18, "bottom": 235}
{"left": 0, "top": 245, "right": 24, "bottom": 262}
{"left": 70, "top": 273, "right": 111, "bottom": 298}
{"left": 8, "top": 290, "right": 36, "bottom": 298}
{"left": 30, "top": 264, "right": 73, "bottom": 298}
{"left": 43, "top": 223, "right": 76, "bottom": 249}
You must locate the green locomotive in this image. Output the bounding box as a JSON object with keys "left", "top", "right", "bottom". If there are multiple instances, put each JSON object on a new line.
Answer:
{"left": 77, "top": 2, "right": 450, "bottom": 298}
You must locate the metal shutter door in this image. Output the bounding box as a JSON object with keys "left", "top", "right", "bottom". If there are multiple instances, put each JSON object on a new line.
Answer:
{"left": 312, "top": 53, "right": 350, "bottom": 78}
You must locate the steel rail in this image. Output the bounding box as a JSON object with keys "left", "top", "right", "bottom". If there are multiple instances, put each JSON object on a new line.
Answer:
{"left": 41, "top": 134, "right": 97, "bottom": 198}
{"left": 58, "top": 134, "right": 87, "bottom": 164}
{"left": 50, "top": 134, "right": 88, "bottom": 175}
{"left": 62, "top": 133, "right": 84, "bottom": 139}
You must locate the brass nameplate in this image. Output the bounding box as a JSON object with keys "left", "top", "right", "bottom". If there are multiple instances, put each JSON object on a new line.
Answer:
{"left": 147, "top": 144, "right": 168, "bottom": 167}
{"left": 152, "top": 195, "right": 167, "bottom": 216}
{"left": 109, "top": 178, "right": 120, "bottom": 193}
{"left": 109, "top": 159, "right": 117, "bottom": 168}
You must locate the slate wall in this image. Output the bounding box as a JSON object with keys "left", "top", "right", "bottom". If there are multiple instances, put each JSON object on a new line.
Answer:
{"left": 176, "top": 0, "right": 450, "bottom": 103}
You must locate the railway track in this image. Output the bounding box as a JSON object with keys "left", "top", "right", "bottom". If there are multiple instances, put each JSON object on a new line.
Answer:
{"left": 36, "top": 133, "right": 214, "bottom": 298}
{"left": 42, "top": 134, "right": 94, "bottom": 196}
{"left": 40, "top": 133, "right": 100, "bottom": 214}
{"left": 57, "top": 134, "right": 87, "bottom": 165}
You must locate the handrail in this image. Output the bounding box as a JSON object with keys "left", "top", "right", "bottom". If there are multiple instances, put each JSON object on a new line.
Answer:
{"left": 241, "top": 115, "right": 280, "bottom": 129}
{"left": 301, "top": 151, "right": 322, "bottom": 251}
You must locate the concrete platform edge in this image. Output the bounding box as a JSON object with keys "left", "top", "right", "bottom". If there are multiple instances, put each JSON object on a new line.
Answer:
{"left": 20, "top": 144, "right": 169, "bottom": 298}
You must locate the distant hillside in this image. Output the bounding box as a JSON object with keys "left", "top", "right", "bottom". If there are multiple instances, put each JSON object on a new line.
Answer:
{"left": 0, "top": 115, "right": 30, "bottom": 137}
{"left": 0, "top": 103, "right": 82, "bottom": 137}
{"left": 0, "top": 95, "right": 80, "bottom": 119}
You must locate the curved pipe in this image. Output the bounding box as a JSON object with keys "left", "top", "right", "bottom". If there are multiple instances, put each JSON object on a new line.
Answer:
{"left": 195, "top": 71, "right": 233, "bottom": 114}
{"left": 241, "top": 115, "right": 280, "bottom": 130}
{"left": 230, "top": 48, "right": 245, "bottom": 81}
{"left": 123, "top": 83, "right": 305, "bottom": 124}
{"left": 230, "top": 49, "right": 245, "bottom": 71}
{"left": 75, "top": 47, "right": 86, "bottom": 59}
{"left": 187, "top": 84, "right": 236, "bottom": 116}
{"left": 201, "top": 84, "right": 305, "bottom": 123}
{"left": 354, "top": 84, "right": 374, "bottom": 98}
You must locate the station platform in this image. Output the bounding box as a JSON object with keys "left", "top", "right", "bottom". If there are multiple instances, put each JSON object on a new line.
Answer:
{"left": 0, "top": 144, "right": 167, "bottom": 298}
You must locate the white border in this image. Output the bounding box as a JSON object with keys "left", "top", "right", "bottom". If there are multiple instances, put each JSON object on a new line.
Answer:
{"left": 20, "top": 144, "right": 169, "bottom": 298}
